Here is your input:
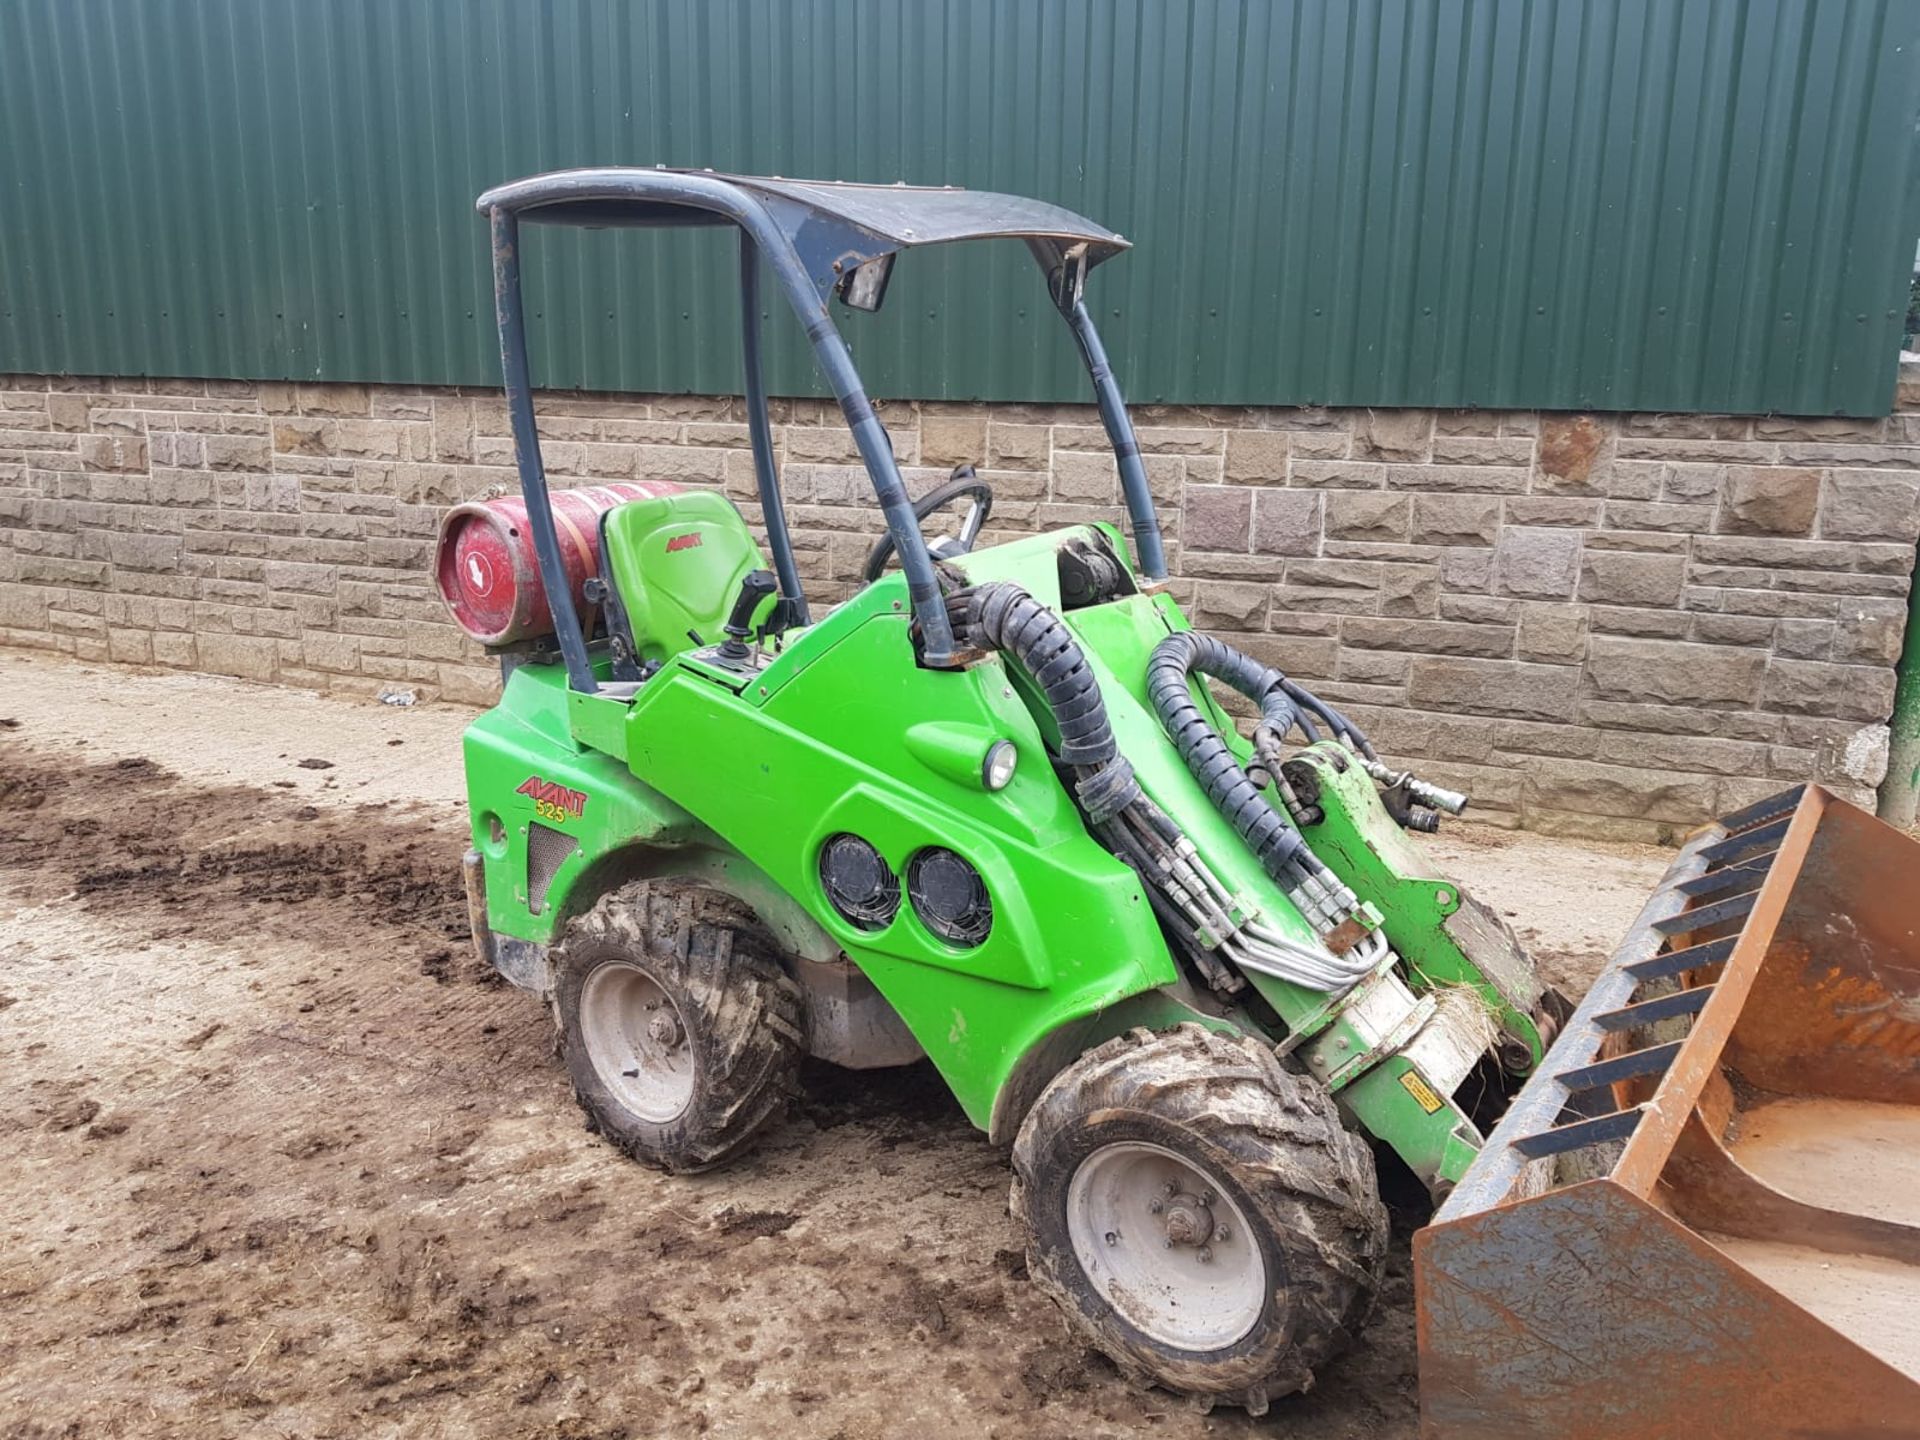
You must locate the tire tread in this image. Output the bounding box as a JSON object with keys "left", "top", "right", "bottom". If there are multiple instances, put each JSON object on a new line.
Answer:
{"left": 1009, "top": 1023, "right": 1386, "bottom": 1409}
{"left": 552, "top": 879, "right": 804, "bottom": 1173}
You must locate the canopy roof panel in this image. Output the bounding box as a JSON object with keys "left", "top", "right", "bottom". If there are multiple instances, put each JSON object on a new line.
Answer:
{"left": 476, "top": 167, "right": 1130, "bottom": 267}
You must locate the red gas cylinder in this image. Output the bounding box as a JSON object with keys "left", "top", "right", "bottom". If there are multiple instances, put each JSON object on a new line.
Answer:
{"left": 434, "top": 481, "right": 683, "bottom": 646}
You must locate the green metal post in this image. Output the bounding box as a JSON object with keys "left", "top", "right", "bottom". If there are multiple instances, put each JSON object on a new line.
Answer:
{"left": 1877, "top": 544, "right": 1920, "bottom": 826}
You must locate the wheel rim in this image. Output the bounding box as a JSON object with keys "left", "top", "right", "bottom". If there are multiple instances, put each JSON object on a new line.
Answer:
{"left": 578, "top": 961, "right": 695, "bottom": 1122}
{"left": 1065, "top": 1141, "right": 1267, "bottom": 1352}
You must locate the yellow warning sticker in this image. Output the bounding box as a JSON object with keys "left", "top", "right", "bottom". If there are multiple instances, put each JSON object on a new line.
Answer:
{"left": 1399, "top": 1069, "right": 1446, "bottom": 1114}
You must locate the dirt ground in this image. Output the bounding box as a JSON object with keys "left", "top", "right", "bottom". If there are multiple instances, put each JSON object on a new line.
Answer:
{"left": 0, "top": 649, "right": 1670, "bottom": 1439}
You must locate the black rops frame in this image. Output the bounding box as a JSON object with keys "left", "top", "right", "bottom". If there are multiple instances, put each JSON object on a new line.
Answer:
{"left": 478, "top": 167, "right": 1168, "bottom": 693}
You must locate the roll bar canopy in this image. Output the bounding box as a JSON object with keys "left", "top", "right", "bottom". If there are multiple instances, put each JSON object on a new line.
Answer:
{"left": 479, "top": 167, "right": 1165, "bottom": 691}
{"left": 479, "top": 167, "right": 1129, "bottom": 270}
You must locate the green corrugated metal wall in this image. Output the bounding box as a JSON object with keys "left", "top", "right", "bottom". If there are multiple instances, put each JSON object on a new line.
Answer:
{"left": 3, "top": 0, "right": 1918, "bottom": 414}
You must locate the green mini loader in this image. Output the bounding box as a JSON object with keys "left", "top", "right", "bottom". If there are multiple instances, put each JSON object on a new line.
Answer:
{"left": 442, "top": 170, "right": 1920, "bottom": 1431}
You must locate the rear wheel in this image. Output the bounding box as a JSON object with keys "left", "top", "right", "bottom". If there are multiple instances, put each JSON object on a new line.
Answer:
{"left": 552, "top": 880, "right": 804, "bottom": 1173}
{"left": 1010, "top": 1024, "right": 1387, "bottom": 1414}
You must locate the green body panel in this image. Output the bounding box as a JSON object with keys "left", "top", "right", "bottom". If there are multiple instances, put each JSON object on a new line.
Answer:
{"left": 1287, "top": 748, "right": 1546, "bottom": 1067}
{"left": 465, "top": 664, "right": 694, "bottom": 934}
{"left": 619, "top": 610, "right": 1174, "bottom": 1124}
{"left": 468, "top": 665, "right": 829, "bottom": 965}
{"left": 952, "top": 528, "right": 1324, "bottom": 968}
{"left": 460, "top": 518, "right": 1541, "bottom": 1181}
{"left": 567, "top": 691, "right": 633, "bottom": 764}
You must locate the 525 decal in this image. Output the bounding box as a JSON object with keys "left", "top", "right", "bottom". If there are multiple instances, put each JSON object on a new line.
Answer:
{"left": 517, "top": 775, "right": 589, "bottom": 824}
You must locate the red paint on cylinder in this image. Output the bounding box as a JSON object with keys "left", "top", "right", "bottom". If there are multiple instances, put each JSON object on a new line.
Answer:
{"left": 434, "top": 481, "right": 683, "bottom": 646}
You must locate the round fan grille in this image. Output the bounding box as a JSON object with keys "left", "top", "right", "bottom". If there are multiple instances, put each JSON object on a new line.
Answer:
{"left": 906, "top": 847, "right": 993, "bottom": 947}
{"left": 818, "top": 833, "right": 900, "bottom": 931}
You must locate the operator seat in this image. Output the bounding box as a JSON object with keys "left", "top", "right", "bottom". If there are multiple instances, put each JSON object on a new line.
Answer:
{"left": 599, "top": 489, "right": 770, "bottom": 665}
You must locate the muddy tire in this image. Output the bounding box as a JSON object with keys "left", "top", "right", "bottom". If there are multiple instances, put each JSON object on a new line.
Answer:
{"left": 552, "top": 880, "right": 805, "bottom": 1174}
{"left": 1009, "top": 1023, "right": 1387, "bottom": 1414}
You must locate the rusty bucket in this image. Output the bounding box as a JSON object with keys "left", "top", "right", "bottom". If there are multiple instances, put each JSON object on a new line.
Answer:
{"left": 1417, "top": 785, "right": 1920, "bottom": 1439}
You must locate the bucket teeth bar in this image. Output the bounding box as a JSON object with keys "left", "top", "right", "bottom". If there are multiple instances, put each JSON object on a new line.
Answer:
{"left": 1506, "top": 1103, "right": 1648, "bottom": 1160}
{"left": 1592, "top": 983, "right": 1713, "bottom": 1032}
{"left": 1712, "top": 781, "right": 1806, "bottom": 832}
{"left": 1622, "top": 934, "right": 1735, "bottom": 982}
{"left": 1695, "top": 813, "right": 1792, "bottom": 866}
{"left": 1424, "top": 809, "right": 1737, "bottom": 1217}
{"left": 1551, "top": 1039, "right": 1684, "bottom": 1094}
{"left": 1669, "top": 856, "right": 1771, "bottom": 900}
{"left": 1647, "top": 887, "right": 1756, "bottom": 934}
{"left": 1416, "top": 784, "right": 1920, "bottom": 1439}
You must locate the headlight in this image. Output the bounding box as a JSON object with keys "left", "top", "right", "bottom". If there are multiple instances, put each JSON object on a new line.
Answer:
{"left": 982, "top": 739, "right": 1018, "bottom": 791}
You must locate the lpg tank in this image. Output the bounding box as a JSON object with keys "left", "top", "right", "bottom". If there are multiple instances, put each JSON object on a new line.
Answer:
{"left": 434, "top": 481, "right": 683, "bottom": 646}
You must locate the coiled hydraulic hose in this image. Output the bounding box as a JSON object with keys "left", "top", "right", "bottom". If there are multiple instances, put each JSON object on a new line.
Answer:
{"left": 1146, "top": 632, "right": 1312, "bottom": 881}
{"left": 956, "top": 581, "right": 1140, "bottom": 822}
{"left": 1146, "top": 630, "right": 1379, "bottom": 950}
{"left": 954, "top": 583, "right": 1378, "bottom": 994}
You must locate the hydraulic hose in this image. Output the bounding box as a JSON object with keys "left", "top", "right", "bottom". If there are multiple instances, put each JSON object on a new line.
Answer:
{"left": 955, "top": 580, "right": 1141, "bottom": 822}
{"left": 1145, "top": 630, "right": 1383, "bottom": 972}
{"left": 954, "top": 582, "right": 1376, "bottom": 996}
{"left": 1145, "top": 631, "right": 1314, "bottom": 883}
{"left": 1280, "top": 679, "right": 1376, "bottom": 759}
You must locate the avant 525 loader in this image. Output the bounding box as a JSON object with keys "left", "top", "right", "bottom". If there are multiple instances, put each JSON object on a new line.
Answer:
{"left": 437, "top": 169, "right": 1920, "bottom": 1431}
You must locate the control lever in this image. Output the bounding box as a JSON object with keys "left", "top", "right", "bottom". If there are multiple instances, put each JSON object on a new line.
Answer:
{"left": 716, "top": 569, "right": 780, "bottom": 663}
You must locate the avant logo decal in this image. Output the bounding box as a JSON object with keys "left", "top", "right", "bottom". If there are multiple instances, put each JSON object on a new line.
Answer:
{"left": 516, "top": 775, "right": 589, "bottom": 819}
{"left": 664, "top": 531, "right": 704, "bottom": 553}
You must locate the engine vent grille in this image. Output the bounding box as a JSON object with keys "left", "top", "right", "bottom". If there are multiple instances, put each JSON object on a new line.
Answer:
{"left": 526, "top": 821, "right": 579, "bottom": 915}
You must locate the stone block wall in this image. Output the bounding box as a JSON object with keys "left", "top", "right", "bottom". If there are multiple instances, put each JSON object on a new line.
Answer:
{"left": 3, "top": 371, "right": 1916, "bottom": 841}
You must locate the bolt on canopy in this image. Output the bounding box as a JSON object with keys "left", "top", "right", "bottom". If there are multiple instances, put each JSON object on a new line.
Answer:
{"left": 477, "top": 166, "right": 1160, "bottom": 691}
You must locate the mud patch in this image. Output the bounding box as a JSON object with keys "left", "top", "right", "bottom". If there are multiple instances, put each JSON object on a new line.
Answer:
{"left": 0, "top": 735, "right": 1419, "bottom": 1440}
{"left": 713, "top": 1207, "right": 798, "bottom": 1239}
{"left": 43, "top": 1095, "right": 101, "bottom": 1132}
{"left": 0, "top": 748, "right": 467, "bottom": 949}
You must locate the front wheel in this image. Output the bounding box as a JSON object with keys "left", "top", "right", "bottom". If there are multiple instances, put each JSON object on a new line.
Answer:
{"left": 552, "top": 880, "right": 804, "bottom": 1173}
{"left": 1009, "top": 1024, "right": 1387, "bottom": 1414}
